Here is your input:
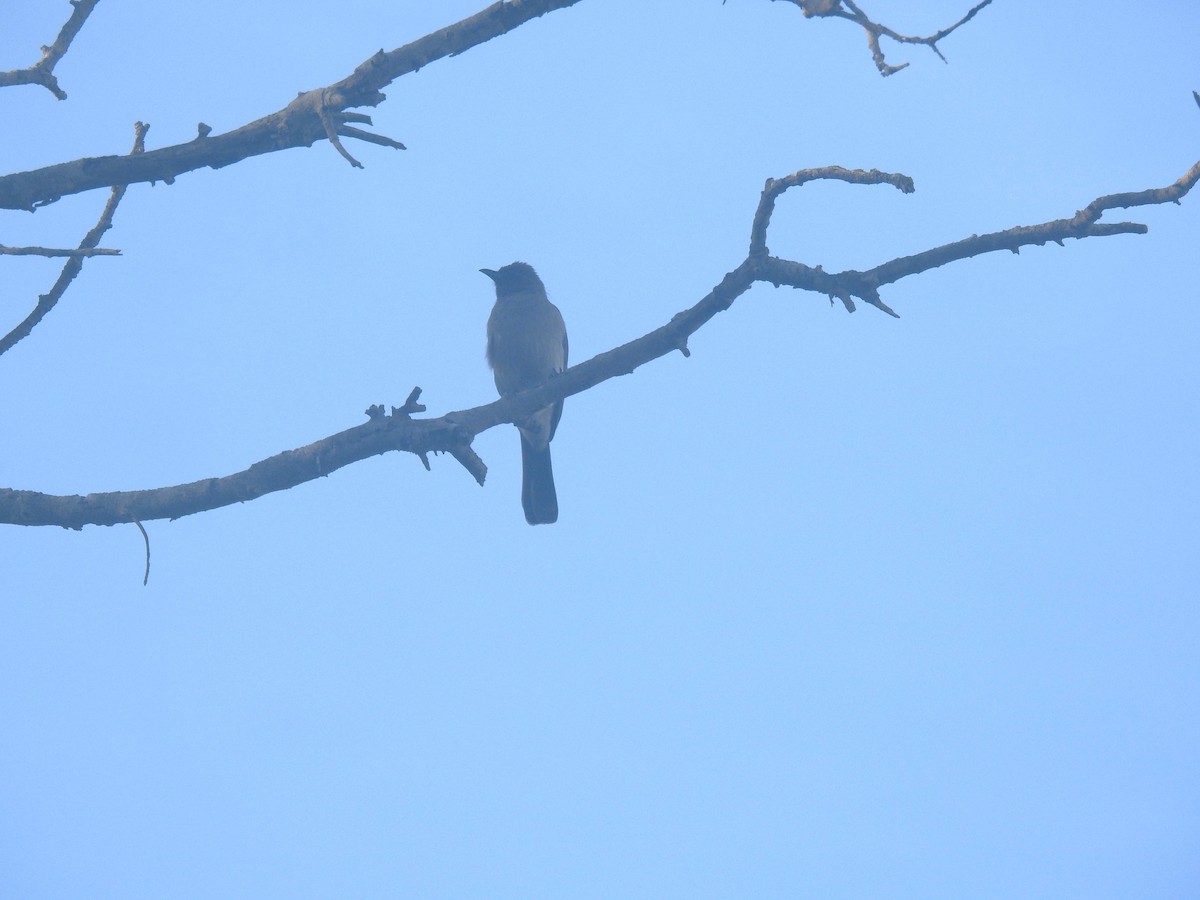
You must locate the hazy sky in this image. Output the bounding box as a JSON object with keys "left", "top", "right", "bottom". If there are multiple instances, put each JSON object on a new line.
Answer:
{"left": 3, "top": 2, "right": 1198, "bottom": 897}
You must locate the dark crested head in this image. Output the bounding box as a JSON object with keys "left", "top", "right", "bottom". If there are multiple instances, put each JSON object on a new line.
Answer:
{"left": 480, "top": 261, "right": 544, "bottom": 295}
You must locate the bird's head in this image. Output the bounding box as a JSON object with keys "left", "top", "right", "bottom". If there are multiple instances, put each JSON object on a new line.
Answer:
{"left": 480, "top": 261, "right": 544, "bottom": 295}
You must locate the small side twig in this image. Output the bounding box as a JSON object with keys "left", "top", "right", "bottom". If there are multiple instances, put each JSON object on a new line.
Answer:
{"left": 312, "top": 89, "right": 408, "bottom": 167}
{"left": 336, "top": 126, "right": 407, "bottom": 151}
{"left": 317, "top": 89, "right": 364, "bottom": 168}
{"left": 447, "top": 446, "right": 488, "bottom": 486}
{"left": 749, "top": 165, "right": 915, "bottom": 257}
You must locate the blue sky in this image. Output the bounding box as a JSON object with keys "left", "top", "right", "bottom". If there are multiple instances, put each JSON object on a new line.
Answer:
{"left": 3, "top": 2, "right": 1198, "bottom": 897}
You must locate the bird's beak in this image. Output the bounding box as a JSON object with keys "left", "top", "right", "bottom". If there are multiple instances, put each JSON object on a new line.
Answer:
{"left": 480, "top": 268, "right": 498, "bottom": 281}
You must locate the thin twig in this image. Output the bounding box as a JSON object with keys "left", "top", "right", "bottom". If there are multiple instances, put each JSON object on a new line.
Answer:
{"left": 134, "top": 518, "right": 150, "bottom": 586}
{"left": 0, "top": 245, "right": 120, "bottom": 257}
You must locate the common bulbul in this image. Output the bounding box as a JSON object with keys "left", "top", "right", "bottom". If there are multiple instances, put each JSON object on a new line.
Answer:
{"left": 481, "top": 262, "right": 568, "bottom": 525}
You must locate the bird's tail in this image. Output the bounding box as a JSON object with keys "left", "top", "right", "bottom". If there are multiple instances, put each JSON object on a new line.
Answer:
{"left": 520, "top": 434, "right": 558, "bottom": 525}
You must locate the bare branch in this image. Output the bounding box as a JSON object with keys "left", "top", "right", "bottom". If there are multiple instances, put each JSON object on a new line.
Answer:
{"left": 6, "top": 156, "right": 1194, "bottom": 529}
{"left": 0, "top": 0, "right": 101, "bottom": 100}
{"left": 780, "top": 0, "right": 993, "bottom": 76}
{"left": 0, "top": 122, "right": 145, "bottom": 358}
{"left": 865, "top": 160, "right": 1200, "bottom": 292}
{"left": 0, "top": 404, "right": 479, "bottom": 529}
{"left": 0, "top": 0, "right": 583, "bottom": 211}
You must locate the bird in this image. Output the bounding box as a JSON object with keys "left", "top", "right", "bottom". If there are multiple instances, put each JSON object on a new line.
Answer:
{"left": 481, "top": 262, "right": 568, "bottom": 525}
